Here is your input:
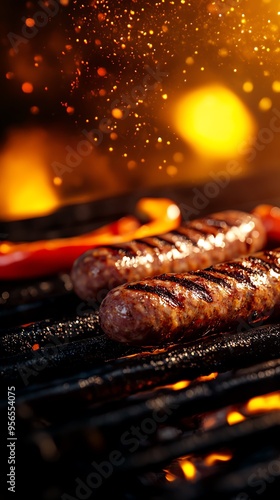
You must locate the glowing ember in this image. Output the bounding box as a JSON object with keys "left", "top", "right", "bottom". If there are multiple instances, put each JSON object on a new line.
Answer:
{"left": 204, "top": 452, "right": 233, "bottom": 466}
{"left": 246, "top": 391, "right": 280, "bottom": 414}
{"left": 164, "top": 380, "right": 191, "bottom": 391}
{"left": 227, "top": 410, "right": 246, "bottom": 426}
{"left": 197, "top": 372, "right": 219, "bottom": 382}
{"left": 179, "top": 458, "right": 197, "bottom": 481}
{"left": 164, "top": 472, "right": 177, "bottom": 483}
{"left": 162, "top": 372, "right": 218, "bottom": 391}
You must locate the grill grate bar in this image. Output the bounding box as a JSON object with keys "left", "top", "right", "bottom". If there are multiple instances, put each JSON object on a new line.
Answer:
{"left": 14, "top": 358, "right": 280, "bottom": 449}
{"left": 72, "top": 358, "right": 280, "bottom": 427}
{"left": 0, "top": 274, "right": 79, "bottom": 330}
{"left": 147, "top": 450, "right": 280, "bottom": 500}
{"left": 7, "top": 322, "right": 280, "bottom": 407}
{"left": 0, "top": 312, "right": 102, "bottom": 357}
{"left": 122, "top": 411, "right": 280, "bottom": 473}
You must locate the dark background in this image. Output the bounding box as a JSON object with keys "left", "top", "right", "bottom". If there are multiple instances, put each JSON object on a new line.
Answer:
{"left": 0, "top": 0, "right": 280, "bottom": 224}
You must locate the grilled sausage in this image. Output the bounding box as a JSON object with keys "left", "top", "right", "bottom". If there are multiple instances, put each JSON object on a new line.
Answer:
{"left": 99, "top": 248, "right": 280, "bottom": 346}
{"left": 71, "top": 210, "right": 266, "bottom": 301}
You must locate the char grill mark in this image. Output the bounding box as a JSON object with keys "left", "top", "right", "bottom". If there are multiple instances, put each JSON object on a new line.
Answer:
{"left": 194, "top": 270, "right": 233, "bottom": 289}
{"left": 156, "top": 274, "right": 213, "bottom": 303}
{"left": 202, "top": 216, "right": 238, "bottom": 228}
{"left": 200, "top": 217, "right": 229, "bottom": 228}
{"left": 170, "top": 229, "right": 199, "bottom": 246}
{"left": 248, "top": 254, "right": 280, "bottom": 274}
{"left": 209, "top": 252, "right": 280, "bottom": 287}
{"left": 187, "top": 225, "right": 218, "bottom": 237}
{"left": 219, "top": 262, "right": 258, "bottom": 287}
{"left": 263, "top": 250, "right": 280, "bottom": 268}
{"left": 171, "top": 221, "right": 225, "bottom": 242}
{"left": 211, "top": 266, "right": 256, "bottom": 286}
{"left": 71, "top": 209, "right": 268, "bottom": 304}
{"left": 126, "top": 283, "right": 183, "bottom": 308}
{"left": 152, "top": 236, "right": 175, "bottom": 246}
{"left": 134, "top": 239, "right": 159, "bottom": 249}
{"left": 102, "top": 245, "right": 139, "bottom": 257}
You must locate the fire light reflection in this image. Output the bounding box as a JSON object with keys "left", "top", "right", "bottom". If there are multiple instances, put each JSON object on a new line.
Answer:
{"left": 173, "top": 84, "right": 256, "bottom": 160}
{"left": 179, "top": 458, "right": 197, "bottom": 480}
{"left": 164, "top": 452, "right": 233, "bottom": 484}
{"left": 163, "top": 389, "right": 280, "bottom": 484}
{"left": 0, "top": 129, "right": 59, "bottom": 220}
{"left": 162, "top": 372, "right": 218, "bottom": 391}
{"left": 246, "top": 392, "right": 280, "bottom": 414}
{"left": 2, "top": 0, "right": 280, "bottom": 221}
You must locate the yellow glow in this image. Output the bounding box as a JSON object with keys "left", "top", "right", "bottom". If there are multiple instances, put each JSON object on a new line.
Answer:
{"left": 179, "top": 459, "right": 197, "bottom": 480}
{"left": 246, "top": 392, "right": 280, "bottom": 413}
{"left": 173, "top": 85, "right": 255, "bottom": 159}
{"left": 227, "top": 411, "right": 246, "bottom": 426}
{"left": 112, "top": 108, "right": 123, "bottom": 119}
{"left": 204, "top": 452, "right": 233, "bottom": 466}
{"left": 0, "top": 130, "right": 59, "bottom": 220}
{"left": 173, "top": 152, "right": 184, "bottom": 163}
{"left": 53, "top": 176, "right": 63, "bottom": 186}
{"left": 170, "top": 380, "right": 191, "bottom": 391}
{"left": 185, "top": 56, "right": 194, "bottom": 65}
{"left": 272, "top": 80, "right": 280, "bottom": 92}
{"left": 258, "top": 97, "right": 272, "bottom": 111}
{"left": 243, "top": 81, "right": 254, "bottom": 93}
{"left": 0, "top": 243, "right": 10, "bottom": 254}
{"left": 166, "top": 165, "right": 178, "bottom": 177}
{"left": 218, "top": 48, "right": 229, "bottom": 57}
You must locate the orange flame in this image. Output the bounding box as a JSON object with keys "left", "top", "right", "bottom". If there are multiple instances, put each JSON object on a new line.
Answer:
{"left": 0, "top": 129, "right": 59, "bottom": 220}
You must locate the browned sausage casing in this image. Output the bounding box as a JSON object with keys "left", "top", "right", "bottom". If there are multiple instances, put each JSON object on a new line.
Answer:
{"left": 99, "top": 249, "right": 280, "bottom": 346}
{"left": 71, "top": 210, "right": 266, "bottom": 301}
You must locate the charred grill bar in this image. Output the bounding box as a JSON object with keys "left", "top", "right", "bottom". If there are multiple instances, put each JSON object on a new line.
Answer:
{"left": 2, "top": 321, "right": 280, "bottom": 401}
{"left": 9, "top": 341, "right": 280, "bottom": 500}
{"left": 2, "top": 296, "right": 280, "bottom": 499}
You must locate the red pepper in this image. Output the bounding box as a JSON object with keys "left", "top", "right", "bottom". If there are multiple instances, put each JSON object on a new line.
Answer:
{"left": 0, "top": 198, "right": 181, "bottom": 280}
{"left": 252, "top": 204, "right": 280, "bottom": 242}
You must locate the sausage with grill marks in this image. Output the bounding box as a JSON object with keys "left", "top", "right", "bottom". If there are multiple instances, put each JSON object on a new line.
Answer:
{"left": 71, "top": 210, "right": 266, "bottom": 301}
{"left": 99, "top": 249, "right": 280, "bottom": 346}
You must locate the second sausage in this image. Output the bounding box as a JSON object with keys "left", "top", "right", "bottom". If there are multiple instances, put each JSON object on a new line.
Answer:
{"left": 99, "top": 248, "right": 280, "bottom": 346}
{"left": 71, "top": 210, "right": 266, "bottom": 301}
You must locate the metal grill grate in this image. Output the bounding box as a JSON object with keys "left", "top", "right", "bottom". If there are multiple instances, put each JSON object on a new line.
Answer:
{"left": 2, "top": 189, "right": 280, "bottom": 500}
{"left": 1, "top": 298, "right": 280, "bottom": 500}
